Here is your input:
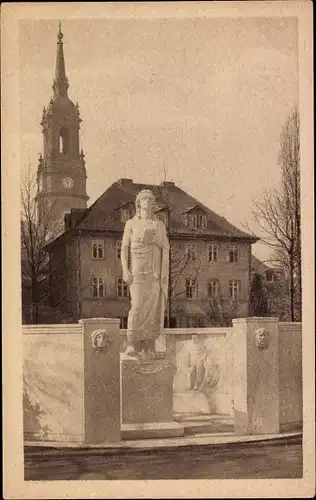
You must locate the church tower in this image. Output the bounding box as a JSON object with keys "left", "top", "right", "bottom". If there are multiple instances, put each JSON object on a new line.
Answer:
{"left": 36, "top": 23, "right": 88, "bottom": 235}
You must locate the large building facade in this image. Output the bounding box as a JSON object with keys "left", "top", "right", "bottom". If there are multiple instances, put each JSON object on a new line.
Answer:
{"left": 35, "top": 24, "right": 88, "bottom": 236}
{"left": 46, "top": 179, "right": 258, "bottom": 327}
{"left": 31, "top": 25, "right": 258, "bottom": 326}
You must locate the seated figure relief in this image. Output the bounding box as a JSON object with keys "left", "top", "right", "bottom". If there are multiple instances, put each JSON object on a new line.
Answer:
{"left": 174, "top": 335, "right": 220, "bottom": 394}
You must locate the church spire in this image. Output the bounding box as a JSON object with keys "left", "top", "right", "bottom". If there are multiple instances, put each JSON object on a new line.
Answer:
{"left": 52, "top": 22, "right": 69, "bottom": 98}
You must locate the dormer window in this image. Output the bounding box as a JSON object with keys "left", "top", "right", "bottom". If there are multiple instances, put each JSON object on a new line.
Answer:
{"left": 188, "top": 213, "right": 207, "bottom": 229}
{"left": 119, "top": 201, "right": 135, "bottom": 223}
{"left": 183, "top": 206, "right": 208, "bottom": 229}
{"left": 198, "top": 214, "right": 207, "bottom": 228}
{"left": 120, "top": 208, "right": 130, "bottom": 223}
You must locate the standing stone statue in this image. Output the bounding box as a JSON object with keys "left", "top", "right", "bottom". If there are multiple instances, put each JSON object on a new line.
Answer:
{"left": 121, "top": 189, "right": 170, "bottom": 358}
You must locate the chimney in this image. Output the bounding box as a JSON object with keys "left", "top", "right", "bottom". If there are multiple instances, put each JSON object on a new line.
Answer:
{"left": 117, "top": 178, "right": 133, "bottom": 187}
{"left": 160, "top": 181, "right": 175, "bottom": 189}
{"left": 64, "top": 212, "right": 72, "bottom": 231}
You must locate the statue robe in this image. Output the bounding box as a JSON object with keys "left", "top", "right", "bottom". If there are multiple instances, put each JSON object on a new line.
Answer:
{"left": 122, "top": 216, "right": 169, "bottom": 342}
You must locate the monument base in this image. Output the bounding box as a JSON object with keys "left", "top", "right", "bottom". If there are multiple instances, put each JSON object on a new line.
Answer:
{"left": 121, "top": 421, "right": 184, "bottom": 440}
{"left": 120, "top": 354, "right": 184, "bottom": 439}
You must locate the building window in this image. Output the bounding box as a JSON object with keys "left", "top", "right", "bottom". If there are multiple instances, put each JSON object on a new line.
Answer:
{"left": 208, "top": 244, "right": 218, "bottom": 262}
{"left": 92, "top": 277, "right": 105, "bottom": 298}
{"left": 186, "top": 243, "right": 196, "bottom": 260}
{"left": 117, "top": 277, "right": 129, "bottom": 298}
{"left": 121, "top": 208, "right": 130, "bottom": 223}
{"left": 120, "top": 317, "right": 128, "bottom": 329}
{"left": 92, "top": 240, "right": 105, "bottom": 259}
{"left": 228, "top": 245, "right": 238, "bottom": 263}
{"left": 265, "top": 270, "right": 273, "bottom": 282}
{"left": 229, "top": 280, "right": 240, "bottom": 299}
{"left": 185, "top": 278, "right": 197, "bottom": 299}
{"left": 116, "top": 240, "right": 122, "bottom": 259}
{"left": 208, "top": 279, "right": 219, "bottom": 298}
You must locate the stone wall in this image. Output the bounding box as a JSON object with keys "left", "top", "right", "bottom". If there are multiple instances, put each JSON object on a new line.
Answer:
{"left": 23, "top": 319, "right": 121, "bottom": 444}
{"left": 23, "top": 325, "right": 84, "bottom": 442}
{"left": 278, "top": 322, "right": 303, "bottom": 429}
{"left": 23, "top": 319, "right": 302, "bottom": 442}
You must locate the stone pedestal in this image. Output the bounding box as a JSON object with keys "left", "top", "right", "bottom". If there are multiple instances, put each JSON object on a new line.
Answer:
{"left": 80, "top": 318, "right": 121, "bottom": 444}
{"left": 121, "top": 354, "right": 184, "bottom": 439}
{"left": 232, "top": 317, "right": 280, "bottom": 435}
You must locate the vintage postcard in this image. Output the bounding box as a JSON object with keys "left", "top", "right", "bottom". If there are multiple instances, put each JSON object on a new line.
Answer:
{"left": 2, "top": 1, "right": 314, "bottom": 498}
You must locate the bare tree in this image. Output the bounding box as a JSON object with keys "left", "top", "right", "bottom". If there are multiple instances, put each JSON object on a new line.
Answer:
{"left": 203, "top": 293, "right": 238, "bottom": 327}
{"left": 20, "top": 164, "right": 62, "bottom": 323}
{"left": 245, "top": 108, "right": 301, "bottom": 321}
{"left": 159, "top": 180, "right": 202, "bottom": 327}
{"left": 249, "top": 272, "right": 268, "bottom": 317}
{"left": 169, "top": 241, "right": 202, "bottom": 325}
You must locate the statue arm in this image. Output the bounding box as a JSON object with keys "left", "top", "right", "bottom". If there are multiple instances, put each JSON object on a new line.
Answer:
{"left": 161, "top": 221, "right": 170, "bottom": 296}
{"left": 121, "top": 220, "right": 132, "bottom": 283}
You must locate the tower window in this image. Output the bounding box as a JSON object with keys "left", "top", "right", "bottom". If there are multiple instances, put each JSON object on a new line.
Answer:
{"left": 59, "top": 128, "right": 69, "bottom": 154}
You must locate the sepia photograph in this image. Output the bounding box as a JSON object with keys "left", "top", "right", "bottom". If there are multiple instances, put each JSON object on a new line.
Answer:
{"left": 2, "top": 1, "right": 314, "bottom": 498}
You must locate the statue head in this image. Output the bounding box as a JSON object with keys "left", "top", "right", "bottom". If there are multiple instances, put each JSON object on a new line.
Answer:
{"left": 191, "top": 334, "right": 205, "bottom": 347}
{"left": 91, "top": 329, "right": 113, "bottom": 351}
{"left": 254, "top": 327, "right": 270, "bottom": 350}
{"left": 135, "top": 189, "right": 156, "bottom": 218}
{"left": 192, "top": 334, "right": 200, "bottom": 344}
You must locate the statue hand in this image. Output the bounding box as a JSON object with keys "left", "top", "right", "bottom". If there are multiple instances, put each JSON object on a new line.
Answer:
{"left": 123, "top": 270, "right": 133, "bottom": 285}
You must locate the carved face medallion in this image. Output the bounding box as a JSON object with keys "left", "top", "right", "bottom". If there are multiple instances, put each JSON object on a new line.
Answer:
{"left": 254, "top": 327, "right": 270, "bottom": 350}
{"left": 91, "top": 329, "right": 113, "bottom": 352}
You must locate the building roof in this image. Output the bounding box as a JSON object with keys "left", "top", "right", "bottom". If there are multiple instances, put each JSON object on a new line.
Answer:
{"left": 47, "top": 178, "right": 258, "bottom": 248}
{"left": 251, "top": 255, "right": 284, "bottom": 275}
{"left": 251, "top": 255, "right": 270, "bottom": 274}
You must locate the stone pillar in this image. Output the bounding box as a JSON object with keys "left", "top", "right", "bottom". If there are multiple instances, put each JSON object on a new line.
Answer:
{"left": 232, "top": 317, "right": 280, "bottom": 435}
{"left": 120, "top": 331, "right": 184, "bottom": 439}
{"left": 80, "top": 318, "right": 121, "bottom": 443}
{"left": 121, "top": 355, "right": 184, "bottom": 439}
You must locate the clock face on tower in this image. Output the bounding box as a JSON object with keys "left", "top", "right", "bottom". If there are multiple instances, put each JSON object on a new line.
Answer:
{"left": 62, "top": 176, "right": 74, "bottom": 189}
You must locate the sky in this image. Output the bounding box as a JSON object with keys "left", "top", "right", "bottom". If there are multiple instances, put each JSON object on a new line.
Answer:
{"left": 19, "top": 17, "right": 298, "bottom": 261}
